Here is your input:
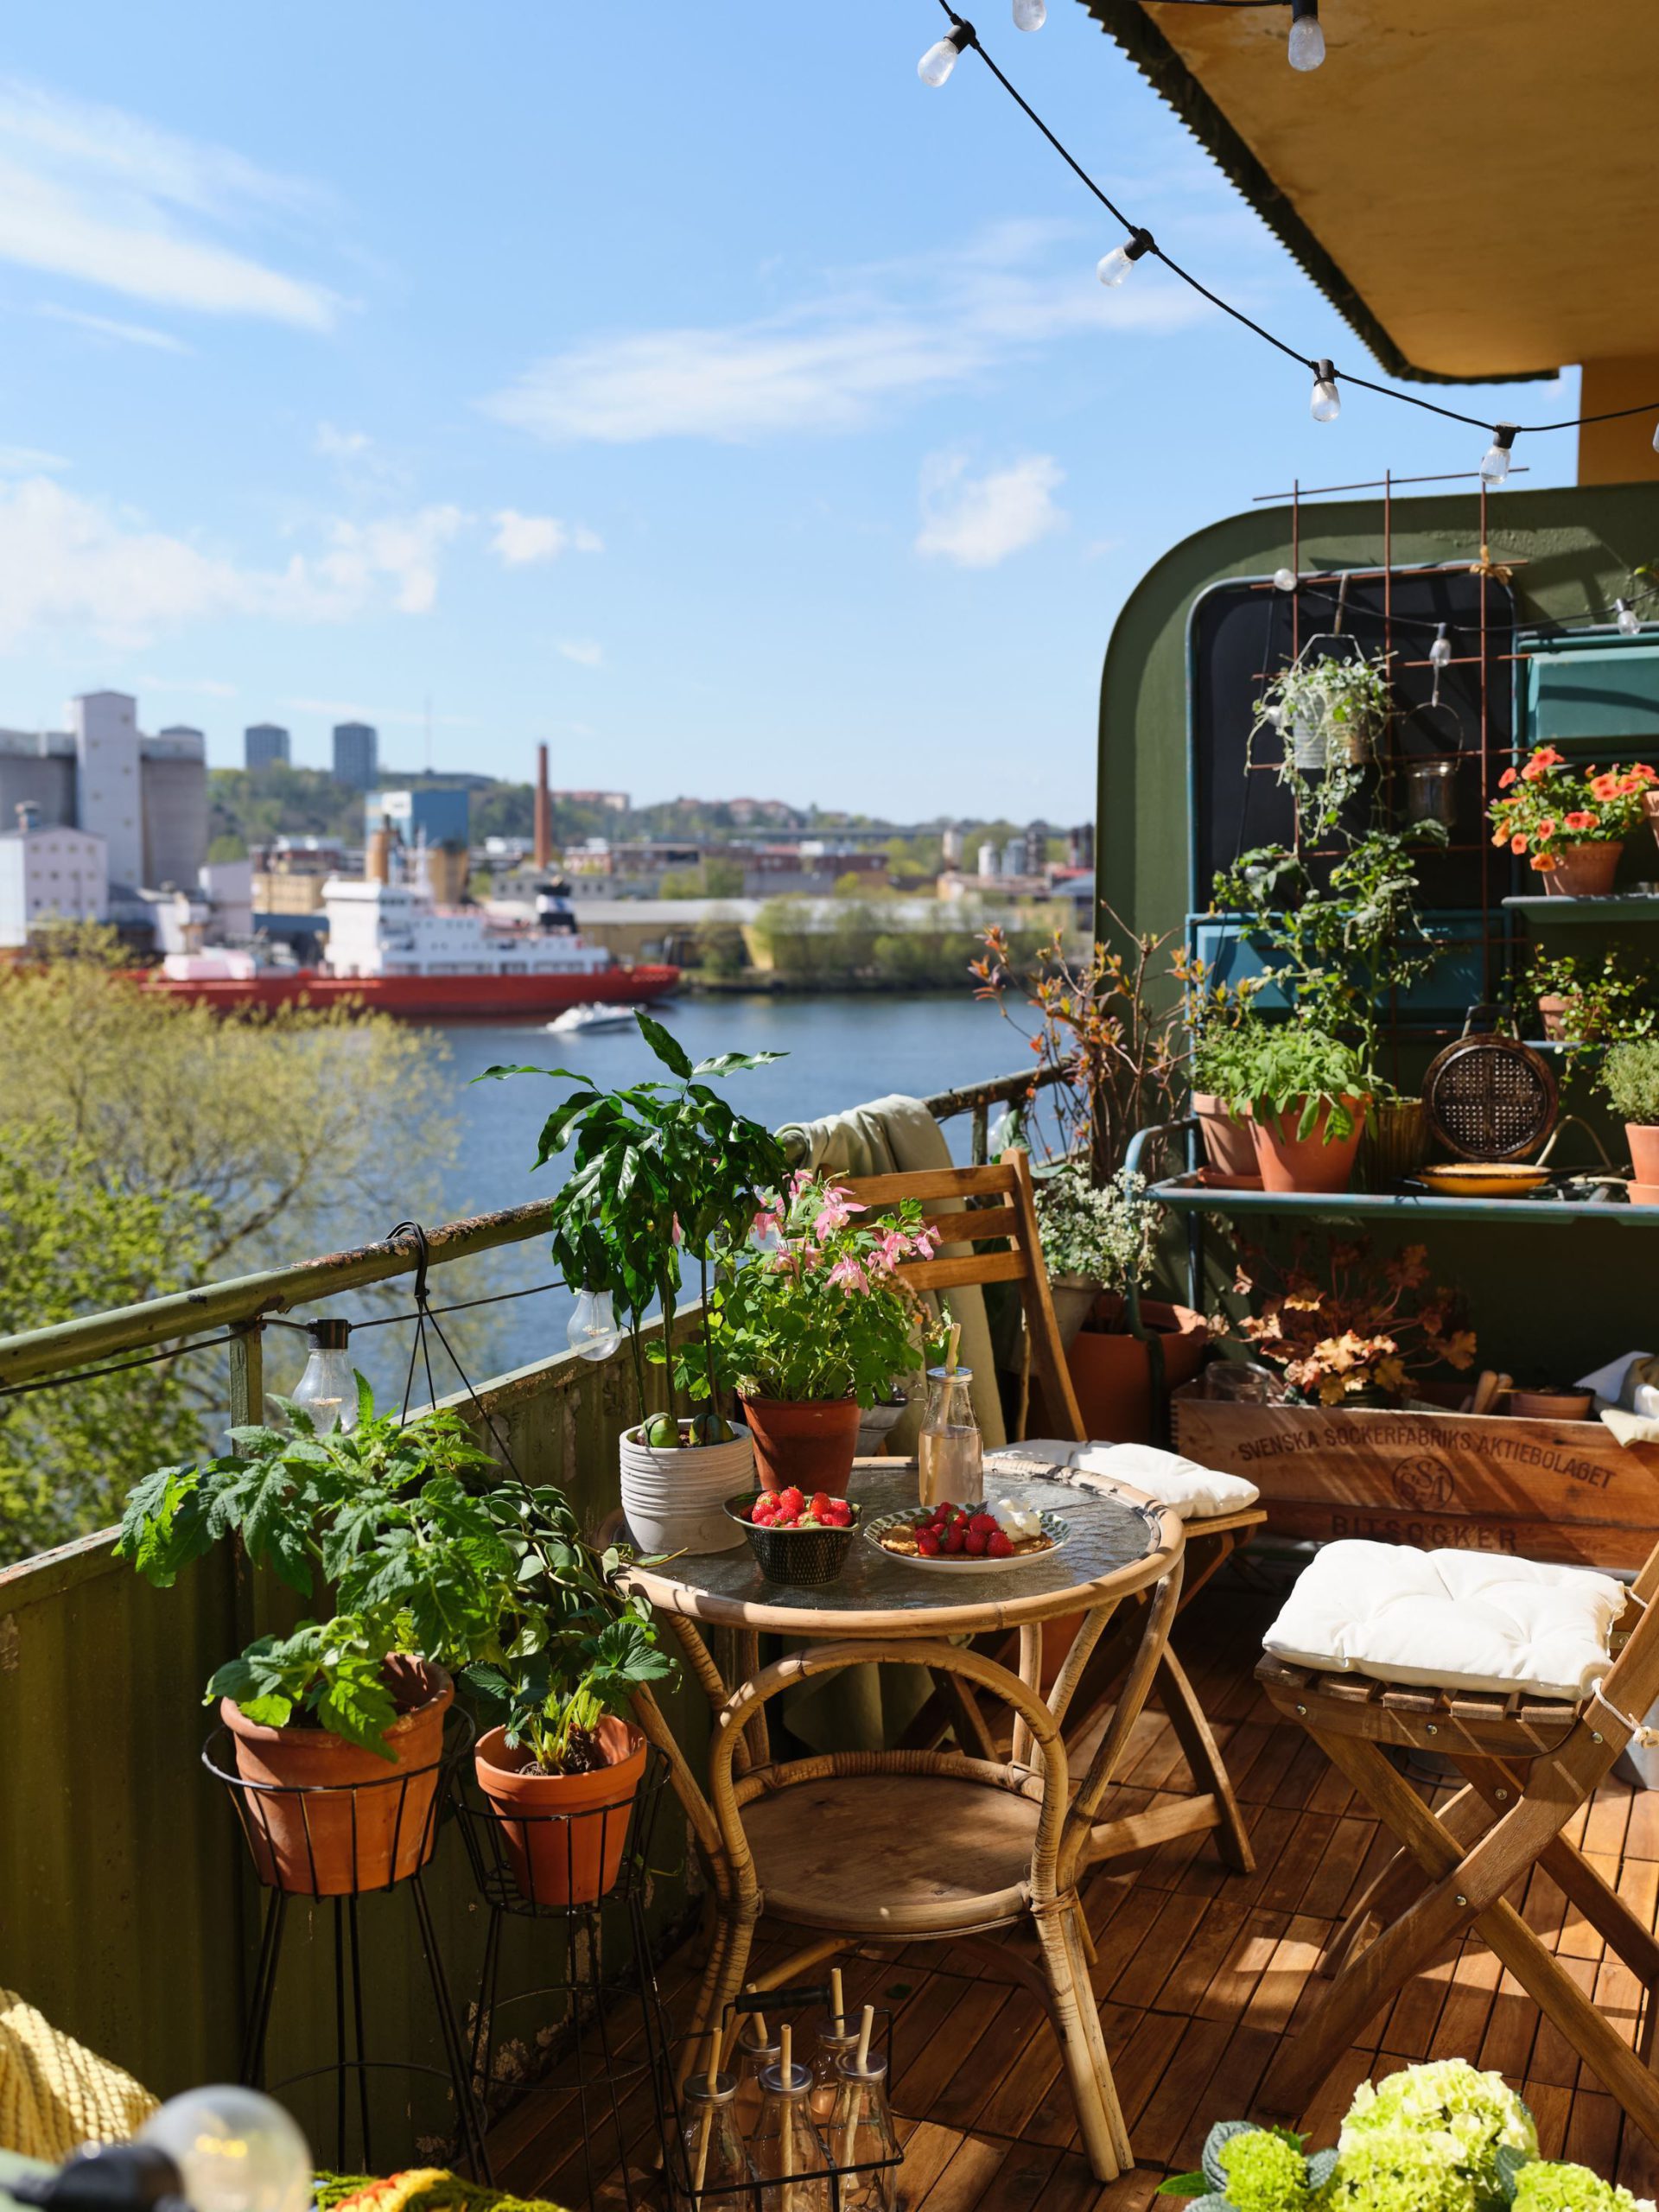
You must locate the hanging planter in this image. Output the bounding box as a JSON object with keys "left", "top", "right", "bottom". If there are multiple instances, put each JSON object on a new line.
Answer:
{"left": 1255, "top": 645, "right": 1392, "bottom": 835}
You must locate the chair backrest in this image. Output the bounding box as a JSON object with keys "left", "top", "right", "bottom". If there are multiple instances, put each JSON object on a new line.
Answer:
{"left": 839, "top": 1150, "right": 1085, "bottom": 1445}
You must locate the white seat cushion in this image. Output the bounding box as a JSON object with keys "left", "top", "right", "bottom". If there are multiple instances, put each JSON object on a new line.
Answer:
{"left": 1263, "top": 1541, "right": 1624, "bottom": 1701}
{"left": 988, "top": 1440, "right": 1261, "bottom": 1522}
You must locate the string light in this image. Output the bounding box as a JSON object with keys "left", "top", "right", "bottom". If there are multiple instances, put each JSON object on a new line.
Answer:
{"left": 1287, "top": 0, "right": 1325, "bottom": 70}
{"left": 1310, "top": 359, "right": 1340, "bottom": 423}
{"left": 1012, "top": 0, "right": 1046, "bottom": 27}
{"left": 1429, "top": 623, "right": 1453, "bottom": 669}
{"left": 1617, "top": 598, "right": 1643, "bottom": 636}
{"left": 916, "top": 3, "right": 1659, "bottom": 463}
{"left": 918, "top": 19, "right": 976, "bottom": 83}
{"left": 1097, "top": 228, "right": 1154, "bottom": 288}
{"left": 1479, "top": 424, "right": 1518, "bottom": 486}
{"left": 1273, "top": 568, "right": 1298, "bottom": 592}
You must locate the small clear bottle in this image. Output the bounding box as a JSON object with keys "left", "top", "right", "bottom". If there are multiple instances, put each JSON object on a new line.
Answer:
{"left": 674, "top": 2071, "right": 755, "bottom": 2210}
{"left": 826, "top": 2049, "right": 900, "bottom": 2211}
{"left": 290, "top": 1319, "right": 356, "bottom": 1434}
{"left": 807, "top": 2019, "right": 859, "bottom": 2124}
{"left": 749, "top": 2058, "right": 832, "bottom": 2212}
{"left": 918, "top": 1364, "right": 982, "bottom": 1509}
{"left": 733, "top": 2019, "right": 781, "bottom": 2142}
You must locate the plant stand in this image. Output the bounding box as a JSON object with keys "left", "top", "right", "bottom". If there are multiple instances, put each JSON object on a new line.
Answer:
{"left": 205, "top": 1711, "right": 491, "bottom": 2180}
{"left": 453, "top": 1749, "right": 674, "bottom": 2211}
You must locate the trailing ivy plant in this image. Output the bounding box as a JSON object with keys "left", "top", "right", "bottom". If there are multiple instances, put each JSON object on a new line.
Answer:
{"left": 1251, "top": 649, "right": 1394, "bottom": 838}
{"left": 477, "top": 1013, "right": 789, "bottom": 1443}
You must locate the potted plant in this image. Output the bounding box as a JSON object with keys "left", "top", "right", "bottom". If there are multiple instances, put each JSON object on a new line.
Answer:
{"left": 1252, "top": 650, "right": 1392, "bottom": 838}
{"left": 480, "top": 1013, "right": 790, "bottom": 1554}
{"left": 700, "top": 1170, "right": 938, "bottom": 1496}
{"left": 1528, "top": 946, "right": 1657, "bottom": 1047}
{"left": 468, "top": 1605, "right": 674, "bottom": 1908}
{"left": 1033, "top": 1161, "right": 1162, "bottom": 1350}
{"left": 1488, "top": 746, "right": 1657, "bottom": 896}
{"left": 1211, "top": 1023, "right": 1370, "bottom": 1193}
{"left": 1599, "top": 1037, "right": 1659, "bottom": 1198}
{"left": 118, "top": 1384, "right": 528, "bottom": 1894}
{"left": 1220, "top": 1237, "right": 1476, "bottom": 1408}
{"left": 1189, "top": 1024, "right": 1261, "bottom": 1182}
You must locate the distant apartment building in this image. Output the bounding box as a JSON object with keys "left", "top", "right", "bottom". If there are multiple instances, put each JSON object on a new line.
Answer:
{"left": 551, "top": 788, "right": 628, "bottom": 814}
{"left": 332, "top": 721, "right": 378, "bottom": 790}
{"left": 940, "top": 824, "right": 964, "bottom": 866}
{"left": 0, "top": 691, "right": 207, "bottom": 904}
{"left": 245, "top": 722, "right": 290, "bottom": 770}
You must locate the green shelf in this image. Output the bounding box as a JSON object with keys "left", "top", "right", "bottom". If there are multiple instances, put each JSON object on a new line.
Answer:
{"left": 1503, "top": 893, "right": 1659, "bottom": 924}
{"left": 1147, "top": 1174, "right": 1659, "bottom": 1228}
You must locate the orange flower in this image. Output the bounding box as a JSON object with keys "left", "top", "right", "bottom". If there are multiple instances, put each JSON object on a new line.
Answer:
{"left": 1591, "top": 772, "right": 1620, "bottom": 801}
{"left": 1565, "top": 810, "right": 1596, "bottom": 831}
{"left": 1533, "top": 852, "right": 1559, "bottom": 871}
{"left": 1618, "top": 772, "right": 1648, "bottom": 795}
{"left": 1510, "top": 833, "right": 1529, "bottom": 854}
{"left": 1491, "top": 830, "right": 1509, "bottom": 848}
{"left": 1533, "top": 825, "right": 1557, "bottom": 849}
{"left": 1533, "top": 745, "right": 1564, "bottom": 767}
{"left": 1522, "top": 759, "right": 1553, "bottom": 781}
{"left": 1498, "top": 766, "right": 1518, "bottom": 788}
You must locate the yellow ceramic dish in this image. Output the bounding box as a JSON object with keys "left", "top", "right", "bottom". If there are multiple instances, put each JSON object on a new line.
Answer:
{"left": 1417, "top": 1161, "right": 1550, "bottom": 1198}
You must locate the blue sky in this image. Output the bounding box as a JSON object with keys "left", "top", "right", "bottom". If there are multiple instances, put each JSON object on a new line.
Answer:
{"left": 0, "top": 2, "right": 1576, "bottom": 820}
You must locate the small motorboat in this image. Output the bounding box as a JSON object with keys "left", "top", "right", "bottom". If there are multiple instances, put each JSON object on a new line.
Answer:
{"left": 545, "top": 1001, "right": 651, "bottom": 1035}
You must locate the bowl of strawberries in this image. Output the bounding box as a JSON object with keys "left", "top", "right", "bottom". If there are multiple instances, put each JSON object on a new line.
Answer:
{"left": 726, "top": 1487, "right": 859, "bottom": 1586}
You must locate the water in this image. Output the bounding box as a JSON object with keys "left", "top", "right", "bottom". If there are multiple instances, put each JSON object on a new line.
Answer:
{"left": 416, "top": 992, "right": 1026, "bottom": 1386}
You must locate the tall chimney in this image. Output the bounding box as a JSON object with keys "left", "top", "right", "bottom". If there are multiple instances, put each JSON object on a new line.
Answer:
{"left": 534, "top": 744, "right": 552, "bottom": 869}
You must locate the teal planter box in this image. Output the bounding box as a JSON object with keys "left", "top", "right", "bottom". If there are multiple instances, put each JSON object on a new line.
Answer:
{"left": 1191, "top": 912, "right": 1489, "bottom": 1020}
{"left": 1525, "top": 639, "right": 1659, "bottom": 752}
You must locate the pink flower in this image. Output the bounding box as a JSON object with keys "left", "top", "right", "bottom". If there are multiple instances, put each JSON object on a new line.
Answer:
{"left": 788, "top": 1167, "right": 813, "bottom": 1198}
{"left": 813, "top": 1185, "right": 868, "bottom": 1236}
{"left": 912, "top": 1224, "right": 942, "bottom": 1255}
{"left": 873, "top": 1229, "right": 911, "bottom": 1270}
{"left": 827, "top": 1255, "right": 871, "bottom": 1295}
{"left": 752, "top": 1207, "right": 783, "bottom": 1243}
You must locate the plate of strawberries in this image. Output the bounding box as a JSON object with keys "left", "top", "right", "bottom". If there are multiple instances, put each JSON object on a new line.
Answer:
{"left": 725, "top": 1487, "right": 860, "bottom": 1585}
{"left": 864, "top": 1497, "right": 1069, "bottom": 1570}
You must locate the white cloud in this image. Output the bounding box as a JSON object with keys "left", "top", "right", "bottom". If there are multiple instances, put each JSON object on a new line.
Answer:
{"left": 0, "top": 476, "right": 470, "bottom": 646}
{"left": 315, "top": 423, "right": 372, "bottom": 460}
{"left": 482, "top": 223, "right": 1211, "bottom": 445}
{"left": 555, "top": 639, "right": 604, "bottom": 668}
{"left": 0, "top": 442, "right": 68, "bottom": 472}
{"left": 38, "top": 302, "right": 190, "bottom": 353}
{"left": 0, "top": 78, "right": 337, "bottom": 328}
{"left": 281, "top": 696, "right": 478, "bottom": 730}
{"left": 490, "top": 509, "right": 603, "bottom": 565}
{"left": 914, "top": 452, "right": 1065, "bottom": 569}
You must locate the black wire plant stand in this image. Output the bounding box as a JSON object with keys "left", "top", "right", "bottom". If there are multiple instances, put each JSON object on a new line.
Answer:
{"left": 205, "top": 1702, "right": 491, "bottom": 2179}
{"left": 453, "top": 1745, "right": 677, "bottom": 2210}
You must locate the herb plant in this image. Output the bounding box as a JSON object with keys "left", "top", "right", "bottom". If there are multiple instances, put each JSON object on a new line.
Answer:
{"left": 478, "top": 1013, "right": 789, "bottom": 1443}
{"left": 702, "top": 1172, "right": 938, "bottom": 1405}
{"left": 1599, "top": 1039, "right": 1659, "bottom": 1125}
{"left": 1205, "top": 1022, "right": 1369, "bottom": 1142}
{"left": 1034, "top": 1164, "right": 1160, "bottom": 1293}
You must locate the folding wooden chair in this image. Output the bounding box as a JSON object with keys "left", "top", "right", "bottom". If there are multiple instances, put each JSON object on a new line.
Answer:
{"left": 1257, "top": 1540, "right": 1659, "bottom": 2145}
{"left": 841, "top": 1149, "right": 1262, "bottom": 1872}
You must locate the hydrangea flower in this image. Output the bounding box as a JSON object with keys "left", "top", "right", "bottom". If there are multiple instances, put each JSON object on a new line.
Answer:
{"left": 1512, "top": 2163, "right": 1655, "bottom": 2212}
{"left": 1322, "top": 2129, "right": 1481, "bottom": 2212}
{"left": 1340, "top": 2062, "right": 1537, "bottom": 2209}
{"left": 1217, "top": 2130, "right": 1311, "bottom": 2212}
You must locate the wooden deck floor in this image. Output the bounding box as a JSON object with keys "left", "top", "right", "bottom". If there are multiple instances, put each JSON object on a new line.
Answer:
{"left": 486, "top": 1574, "right": 1659, "bottom": 2212}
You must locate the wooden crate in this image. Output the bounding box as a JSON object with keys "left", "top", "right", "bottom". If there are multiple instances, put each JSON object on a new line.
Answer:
{"left": 1171, "top": 1382, "right": 1659, "bottom": 1569}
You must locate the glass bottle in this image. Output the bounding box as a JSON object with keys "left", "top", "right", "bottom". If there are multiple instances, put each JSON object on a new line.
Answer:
{"left": 826, "top": 2050, "right": 900, "bottom": 2212}
{"left": 674, "top": 2071, "right": 756, "bottom": 2210}
{"left": 807, "top": 2020, "right": 859, "bottom": 2125}
{"left": 918, "top": 1364, "right": 982, "bottom": 1509}
{"left": 290, "top": 1319, "right": 355, "bottom": 1434}
{"left": 734, "top": 2020, "right": 780, "bottom": 2142}
{"left": 749, "top": 2059, "right": 831, "bottom": 2212}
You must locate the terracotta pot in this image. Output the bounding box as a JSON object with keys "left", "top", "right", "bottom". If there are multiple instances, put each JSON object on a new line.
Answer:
{"left": 1508, "top": 1389, "right": 1594, "bottom": 1422}
{"left": 1537, "top": 994, "right": 1570, "bottom": 1043}
{"left": 1192, "top": 1092, "right": 1255, "bottom": 1179}
{"left": 739, "top": 1395, "right": 861, "bottom": 1496}
{"left": 1629, "top": 1123, "right": 1659, "bottom": 1185}
{"left": 1629, "top": 1181, "right": 1659, "bottom": 1205}
{"left": 1061, "top": 1294, "right": 1209, "bottom": 1446}
{"left": 474, "top": 1716, "right": 645, "bottom": 1908}
{"left": 1538, "top": 841, "right": 1622, "bottom": 897}
{"left": 1251, "top": 1096, "right": 1370, "bottom": 1194}
{"left": 222, "top": 1659, "right": 453, "bottom": 1897}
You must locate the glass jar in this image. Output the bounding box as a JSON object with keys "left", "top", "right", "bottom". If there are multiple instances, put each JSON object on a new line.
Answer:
{"left": 290, "top": 1319, "right": 356, "bottom": 1434}
{"left": 734, "top": 2022, "right": 781, "bottom": 2142}
{"left": 675, "top": 2071, "right": 756, "bottom": 2209}
{"left": 749, "top": 2060, "right": 832, "bottom": 2212}
{"left": 826, "top": 2050, "right": 900, "bottom": 2210}
{"left": 807, "top": 2023, "right": 859, "bottom": 2125}
{"left": 918, "top": 1364, "right": 982, "bottom": 1509}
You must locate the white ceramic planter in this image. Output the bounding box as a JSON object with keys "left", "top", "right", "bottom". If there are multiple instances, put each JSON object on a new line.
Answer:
{"left": 855, "top": 1396, "right": 911, "bottom": 1455}
{"left": 619, "top": 1421, "right": 754, "bottom": 1554}
{"left": 1048, "top": 1276, "right": 1102, "bottom": 1352}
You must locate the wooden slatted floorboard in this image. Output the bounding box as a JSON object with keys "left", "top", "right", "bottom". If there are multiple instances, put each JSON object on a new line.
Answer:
{"left": 501, "top": 1581, "right": 1659, "bottom": 2210}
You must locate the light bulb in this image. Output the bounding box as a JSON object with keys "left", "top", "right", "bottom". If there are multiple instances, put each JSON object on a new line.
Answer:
{"left": 918, "top": 24, "right": 973, "bottom": 85}
{"left": 1480, "top": 424, "right": 1517, "bottom": 486}
{"left": 139, "top": 2087, "right": 311, "bottom": 2212}
{"left": 1429, "top": 624, "right": 1452, "bottom": 669}
{"left": 1273, "top": 568, "right": 1298, "bottom": 593}
{"left": 1287, "top": 0, "right": 1325, "bottom": 70}
{"left": 1013, "top": 0, "right": 1046, "bottom": 25}
{"left": 1096, "top": 228, "right": 1154, "bottom": 287}
{"left": 1652, "top": 419, "right": 1659, "bottom": 455}
{"left": 1618, "top": 598, "right": 1642, "bottom": 637}
{"left": 1310, "top": 359, "right": 1340, "bottom": 423}
{"left": 290, "top": 1319, "right": 355, "bottom": 1434}
{"left": 567, "top": 1286, "right": 620, "bottom": 1361}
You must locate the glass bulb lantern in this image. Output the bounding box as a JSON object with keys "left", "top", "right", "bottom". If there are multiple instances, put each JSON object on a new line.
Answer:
{"left": 139, "top": 2087, "right": 311, "bottom": 2212}
{"left": 1480, "top": 426, "right": 1516, "bottom": 485}
{"left": 1652, "top": 419, "right": 1659, "bottom": 455}
{"left": 1273, "top": 567, "right": 1298, "bottom": 593}
{"left": 1618, "top": 599, "right": 1643, "bottom": 638}
{"left": 1310, "top": 360, "right": 1340, "bottom": 423}
{"left": 1013, "top": 0, "right": 1046, "bottom": 25}
{"left": 1429, "top": 624, "right": 1452, "bottom": 670}
{"left": 567, "top": 1286, "right": 620, "bottom": 1361}
{"left": 1287, "top": 0, "right": 1325, "bottom": 70}
{"left": 290, "top": 1319, "right": 355, "bottom": 1434}
{"left": 918, "top": 29, "right": 970, "bottom": 86}
{"left": 1096, "top": 229, "right": 1153, "bottom": 288}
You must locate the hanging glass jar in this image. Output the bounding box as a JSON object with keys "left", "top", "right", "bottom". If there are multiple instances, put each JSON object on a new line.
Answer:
{"left": 749, "top": 2058, "right": 832, "bottom": 2212}
{"left": 918, "top": 1363, "right": 982, "bottom": 1509}
{"left": 289, "top": 1319, "right": 356, "bottom": 1433}
{"left": 825, "top": 2049, "right": 901, "bottom": 2212}
{"left": 673, "top": 2071, "right": 756, "bottom": 2210}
